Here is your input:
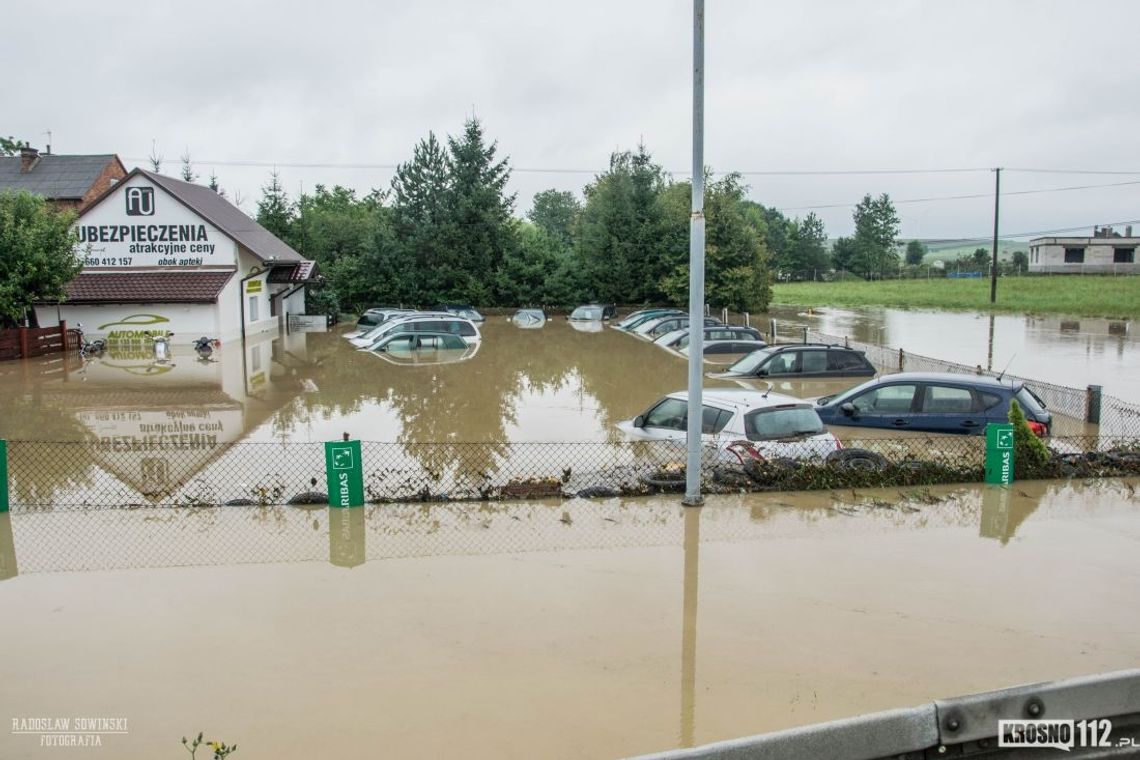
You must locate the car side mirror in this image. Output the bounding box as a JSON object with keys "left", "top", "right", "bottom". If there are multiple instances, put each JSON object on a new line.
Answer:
{"left": 840, "top": 402, "right": 856, "bottom": 416}
{"left": 633, "top": 415, "right": 645, "bottom": 428}
{"left": 755, "top": 369, "right": 767, "bottom": 377}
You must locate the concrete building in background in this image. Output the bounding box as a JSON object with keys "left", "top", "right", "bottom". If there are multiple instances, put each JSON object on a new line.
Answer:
{"left": 1028, "top": 225, "right": 1139, "bottom": 273}
{"left": 35, "top": 168, "right": 318, "bottom": 344}
{"left": 0, "top": 146, "right": 126, "bottom": 211}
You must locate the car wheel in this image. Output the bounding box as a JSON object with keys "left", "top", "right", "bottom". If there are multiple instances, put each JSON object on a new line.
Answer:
{"left": 825, "top": 448, "right": 888, "bottom": 471}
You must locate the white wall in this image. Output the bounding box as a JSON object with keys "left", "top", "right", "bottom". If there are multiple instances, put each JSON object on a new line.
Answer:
{"left": 76, "top": 174, "right": 238, "bottom": 269}
{"left": 35, "top": 302, "right": 218, "bottom": 343}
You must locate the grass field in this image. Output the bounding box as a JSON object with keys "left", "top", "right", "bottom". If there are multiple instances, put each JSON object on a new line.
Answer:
{"left": 771, "top": 276, "right": 1140, "bottom": 318}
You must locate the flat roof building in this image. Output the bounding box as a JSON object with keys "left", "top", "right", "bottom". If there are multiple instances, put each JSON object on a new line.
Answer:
{"left": 1028, "top": 226, "right": 1139, "bottom": 274}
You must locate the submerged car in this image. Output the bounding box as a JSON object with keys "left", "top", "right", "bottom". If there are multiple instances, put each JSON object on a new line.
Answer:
{"left": 367, "top": 331, "right": 479, "bottom": 365}
{"left": 679, "top": 339, "right": 768, "bottom": 359}
{"left": 654, "top": 326, "right": 765, "bottom": 350}
{"left": 511, "top": 309, "right": 547, "bottom": 328}
{"left": 355, "top": 314, "right": 482, "bottom": 349}
{"left": 614, "top": 309, "right": 685, "bottom": 331}
{"left": 711, "top": 344, "right": 877, "bottom": 379}
{"left": 616, "top": 389, "right": 841, "bottom": 463}
{"left": 568, "top": 304, "right": 617, "bottom": 321}
{"left": 432, "top": 304, "right": 485, "bottom": 322}
{"left": 814, "top": 372, "right": 1053, "bottom": 436}
{"left": 344, "top": 308, "right": 414, "bottom": 339}
{"left": 632, "top": 315, "right": 724, "bottom": 340}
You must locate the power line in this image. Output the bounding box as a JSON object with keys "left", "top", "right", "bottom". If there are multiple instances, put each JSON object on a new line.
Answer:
{"left": 918, "top": 217, "right": 1140, "bottom": 245}
{"left": 778, "top": 179, "right": 1140, "bottom": 213}
{"left": 126, "top": 156, "right": 1140, "bottom": 178}
{"left": 1006, "top": 167, "right": 1140, "bottom": 176}
{"left": 127, "top": 156, "right": 994, "bottom": 177}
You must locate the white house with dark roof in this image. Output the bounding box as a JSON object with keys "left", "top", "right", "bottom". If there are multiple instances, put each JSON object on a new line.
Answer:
{"left": 35, "top": 168, "right": 318, "bottom": 345}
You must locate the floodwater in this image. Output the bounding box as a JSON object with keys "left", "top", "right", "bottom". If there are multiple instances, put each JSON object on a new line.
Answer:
{"left": 766, "top": 304, "right": 1140, "bottom": 404}
{"left": 1, "top": 479, "right": 1138, "bottom": 759}
{"left": 0, "top": 313, "right": 1126, "bottom": 506}
{"left": 4, "top": 310, "right": 1129, "bottom": 452}
{"left": 0, "top": 318, "right": 860, "bottom": 450}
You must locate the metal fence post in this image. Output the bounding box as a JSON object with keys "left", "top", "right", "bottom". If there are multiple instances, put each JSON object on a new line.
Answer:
{"left": 802, "top": 326, "right": 808, "bottom": 344}
{"left": 1086, "top": 385, "right": 1103, "bottom": 425}
{"left": 844, "top": 336, "right": 849, "bottom": 348}
{"left": 770, "top": 320, "right": 777, "bottom": 343}
{"left": 744, "top": 312, "right": 750, "bottom": 327}
{"left": 898, "top": 348, "right": 905, "bottom": 372}
{"left": 0, "top": 440, "right": 8, "bottom": 513}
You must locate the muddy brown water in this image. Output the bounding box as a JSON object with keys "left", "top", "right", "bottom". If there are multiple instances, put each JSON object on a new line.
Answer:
{"left": 0, "top": 314, "right": 1118, "bottom": 505}
{"left": 766, "top": 304, "right": 1139, "bottom": 404}
{"left": 1, "top": 479, "right": 1138, "bottom": 759}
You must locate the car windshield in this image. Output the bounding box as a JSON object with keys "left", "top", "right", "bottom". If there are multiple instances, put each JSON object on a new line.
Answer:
{"left": 455, "top": 309, "right": 481, "bottom": 320}
{"left": 727, "top": 348, "right": 776, "bottom": 374}
{"left": 743, "top": 405, "right": 826, "bottom": 441}
{"left": 571, "top": 306, "right": 603, "bottom": 320}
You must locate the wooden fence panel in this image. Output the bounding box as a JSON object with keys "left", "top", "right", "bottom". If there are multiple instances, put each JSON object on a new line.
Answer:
{"left": 0, "top": 323, "right": 70, "bottom": 361}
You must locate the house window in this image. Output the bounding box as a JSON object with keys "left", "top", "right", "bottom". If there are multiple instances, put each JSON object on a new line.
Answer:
{"left": 1114, "top": 247, "right": 1135, "bottom": 263}
{"left": 248, "top": 295, "right": 260, "bottom": 322}
{"left": 1063, "top": 247, "right": 1085, "bottom": 264}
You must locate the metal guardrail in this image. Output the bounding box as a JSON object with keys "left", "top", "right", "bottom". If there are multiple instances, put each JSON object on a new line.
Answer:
{"left": 631, "top": 669, "right": 1140, "bottom": 759}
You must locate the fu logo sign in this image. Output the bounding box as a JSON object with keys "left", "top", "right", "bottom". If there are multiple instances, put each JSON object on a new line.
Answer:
{"left": 125, "top": 186, "right": 155, "bottom": 216}
{"left": 324, "top": 440, "right": 364, "bottom": 507}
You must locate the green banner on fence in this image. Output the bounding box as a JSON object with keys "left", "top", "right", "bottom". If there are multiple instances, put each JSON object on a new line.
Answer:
{"left": 0, "top": 439, "right": 8, "bottom": 513}
{"left": 984, "top": 423, "right": 1015, "bottom": 485}
{"left": 324, "top": 440, "right": 364, "bottom": 507}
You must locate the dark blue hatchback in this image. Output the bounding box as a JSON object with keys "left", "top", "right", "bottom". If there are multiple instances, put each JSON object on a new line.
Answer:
{"left": 814, "top": 372, "right": 1052, "bottom": 436}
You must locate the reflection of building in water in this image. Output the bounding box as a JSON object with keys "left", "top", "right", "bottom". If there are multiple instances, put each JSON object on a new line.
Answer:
{"left": 1024, "top": 316, "right": 1134, "bottom": 358}
{"left": 3, "top": 331, "right": 316, "bottom": 503}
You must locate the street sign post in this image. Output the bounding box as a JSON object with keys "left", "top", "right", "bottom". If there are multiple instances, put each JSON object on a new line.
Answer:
{"left": 324, "top": 439, "right": 364, "bottom": 507}
{"left": 984, "top": 423, "right": 1015, "bottom": 485}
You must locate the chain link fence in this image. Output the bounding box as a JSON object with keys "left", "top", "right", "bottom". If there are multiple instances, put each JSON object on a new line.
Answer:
{"left": 3, "top": 434, "right": 1138, "bottom": 512}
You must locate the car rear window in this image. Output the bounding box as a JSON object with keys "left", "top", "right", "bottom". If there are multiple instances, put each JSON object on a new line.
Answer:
{"left": 1015, "top": 386, "right": 1048, "bottom": 416}
{"left": 827, "top": 351, "right": 869, "bottom": 372}
{"left": 743, "top": 406, "right": 825, "bottom": 440}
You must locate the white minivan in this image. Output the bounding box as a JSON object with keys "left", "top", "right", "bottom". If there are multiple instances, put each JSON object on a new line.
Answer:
{"left": 353, "top": 314, "right": 482, "bottom": 349}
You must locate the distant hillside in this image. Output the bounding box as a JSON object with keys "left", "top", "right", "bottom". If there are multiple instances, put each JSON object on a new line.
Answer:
{"left": 922, "top": 239, "right": 1027, "bottom": 262}
{"left": 824, "top": 238, "right": 1029, "bottom": 262}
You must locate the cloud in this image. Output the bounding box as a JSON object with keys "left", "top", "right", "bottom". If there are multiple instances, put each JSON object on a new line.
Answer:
{"left": 6, "top": 0, "right": 1139, "bottom": 238}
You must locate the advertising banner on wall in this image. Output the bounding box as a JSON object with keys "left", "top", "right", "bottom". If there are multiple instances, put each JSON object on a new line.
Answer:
{"left": 76, "top": 176, "right": 234, "bottom": 268}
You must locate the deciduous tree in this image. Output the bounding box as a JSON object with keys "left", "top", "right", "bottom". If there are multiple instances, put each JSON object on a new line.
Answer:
{"left": 0, "top": 190, "right": 81, "bottom": 326}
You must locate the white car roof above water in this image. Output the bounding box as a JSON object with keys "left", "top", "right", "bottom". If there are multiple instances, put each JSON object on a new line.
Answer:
{"left": 662, "top": 388, "right": 805, "bottom": 409}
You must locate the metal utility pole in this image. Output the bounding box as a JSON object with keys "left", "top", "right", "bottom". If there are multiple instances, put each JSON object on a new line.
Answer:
{"left": 684, "top": 0, "right": 706, "bottom": 507}
{"left": 990, "top": 167, "right": 1001, "bottom": 303}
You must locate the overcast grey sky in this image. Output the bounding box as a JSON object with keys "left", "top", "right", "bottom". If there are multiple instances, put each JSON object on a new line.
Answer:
{"left": 6, "top": 0, "right": 1139, "bottom": 240}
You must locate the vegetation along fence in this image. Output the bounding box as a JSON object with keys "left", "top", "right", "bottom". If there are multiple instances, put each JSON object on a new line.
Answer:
{"left": 1, "top": 433, "right": 1138, "bottom": 512}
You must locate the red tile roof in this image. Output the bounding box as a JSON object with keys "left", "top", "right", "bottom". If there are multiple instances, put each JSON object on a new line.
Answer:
{"left": 60, "top": 270, "right": 235, "bottom": 303}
